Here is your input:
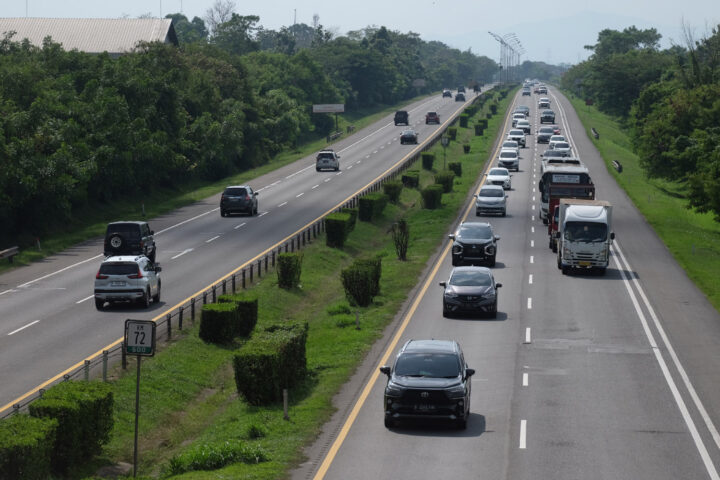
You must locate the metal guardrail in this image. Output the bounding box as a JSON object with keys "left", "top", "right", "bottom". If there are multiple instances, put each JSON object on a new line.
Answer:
{"left": 612, "top": 160, "right": 623, "bottom": 172}
{"left": 0, "top": 89, "right": 493, "bottom": 420}
{"left": 0, "top": 246, "right": 19, "bottom": 263}
{"left": 591, "top": 127, "right": 600, "bottom": 139}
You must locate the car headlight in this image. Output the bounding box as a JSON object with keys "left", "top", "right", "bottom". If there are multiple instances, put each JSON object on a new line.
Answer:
{"left": 444, "top": 291, "right": 459, "bottom": 299}
{"left": 385, "top": 381, "right": 404, "bottom": 397}
{"left": 452, "top": 244, "right": 463, "bottom": 254}
{"left": 484, "top": 245, "right": 495, "bottom": 255}
{"left": 446, "top": 383, "right": 466, "bottom": 399}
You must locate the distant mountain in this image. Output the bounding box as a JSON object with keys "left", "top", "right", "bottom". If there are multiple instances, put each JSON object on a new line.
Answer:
{"left": 434, "top": 10, "right": 685, "bottom": 66}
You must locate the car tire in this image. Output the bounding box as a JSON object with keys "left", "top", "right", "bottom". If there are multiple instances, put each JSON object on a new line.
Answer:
{"left": 384, "top": 416, "right": 394, "bottom": 429}
{"left": 254, "top": 204, "right": 258, "bottom": 215}
{"left": 456, "top": 417, "right": 467, "bottom": 430}
{"left": 501, "top": 210, "right": 506, "bottom": 217}
{"left": 489, "top": 300, "right": 498, "bottom": 319}
{"left": 95, "top": 298, "right": 104, "bottom": 311}
{"left": 562, "top": 265, "right": 570, "bottom": 275}
{"left": 139, "top": 288, "right": 151, "bottom": 308}
{"left": 316, "top": 167, "right": 321, "bottom": 172}
{"left": 153, "top": 282, "right": 161, "bottom": 303}
{"left": 451, "top": 257, "right": 460, "bottom": 266}
{"left": 149, "top": 249, "right": 156, "bottom": 263}
{"left": 488, "top": 255, "right": 496, "bottom": 267}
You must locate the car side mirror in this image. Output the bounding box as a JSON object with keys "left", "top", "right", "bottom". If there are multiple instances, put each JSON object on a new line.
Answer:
{"left": 379, "top": 366, "right": 391, "bottom": 376}
{"left": 337, "top": 155, "right": 341, "bottom": 159}
{"left": 254, "top": 192, "right": 258, "bottom": 196}
{"left": 150, "top": 230, "right": 154, "bottom": 235}
{"left": 496, "top": 283, "right": 503, "bottom": 288}
{"left": 439, "top": 281, "right": 447, "bottom": 287}
{"left": 448, "top": 234, "right": 455, "bottom": 240}
{"left": 155, "top": 265, "right": 162, "bottom": 272}
{"left": 610, "top": 232, "right": 615, "bottom": 240}
{"left": 465, "top": 368, "right": 475, "bottom": 378}
{"left": 495, "top": 235, "right": 501, "bottom": 241}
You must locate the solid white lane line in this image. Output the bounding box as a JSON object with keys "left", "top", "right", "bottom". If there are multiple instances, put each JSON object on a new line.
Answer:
{"left": 519, "top": 420, "right": 527, "bottom": 449}
{"left": 527, "top": 297, "right": 532, "bottom": 309}
{"left": 0, "top": 289, "right": 15, "bottom": 296}
{"left": 524, "top": 328, "right": 532, "bottom": 344}
{"left": 155, "top": 208, "right": 218, "bottom": 236}
{"left": 529, "top": 274, "right": 533, "bottom": 284}
{"left": 234, "top": 222, "right": 247, "bottom": 230}
{"left": 8, "top": 320, "right": 39, "bottom": 336}
{"left": 76, "top": 295, "right": 94, "bottom": 304}
{"left": 278, "top": 202, "right": 288, "bottom": 207}
{"left": 312, "top": 185, "right": 319, "bottom": 189}
{"left": 171, "top": 249, "right": 193, "bottom": 259}
{"left": 296, "top": 193, "right": 304, "bottom": 198}
{"left": 523, "top": 373, "right": 529, "bottom": 386}
{"left": 206, "top": 236, "right": 220, "bottom": 243}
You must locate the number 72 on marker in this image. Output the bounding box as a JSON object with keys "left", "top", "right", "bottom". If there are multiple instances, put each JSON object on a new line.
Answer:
{"left": 124, "top": 320, "right": 156, "bottom": 356}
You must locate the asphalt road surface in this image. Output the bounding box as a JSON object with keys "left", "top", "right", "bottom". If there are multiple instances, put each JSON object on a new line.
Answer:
{"left": 292, "top": 87, "right": 720, "bottom": 480}
{"left": 0, "top": 88, "right": 486, "bottom": 413}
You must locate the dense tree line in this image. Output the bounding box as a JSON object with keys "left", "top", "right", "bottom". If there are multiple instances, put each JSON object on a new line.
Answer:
{"left": 0, "top": 13, "right": 498, "bottom": 246}
{"left": 561, "top": 25, "right": 720, "bottom": 221}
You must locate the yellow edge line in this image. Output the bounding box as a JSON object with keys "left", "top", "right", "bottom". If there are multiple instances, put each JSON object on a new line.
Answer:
{"left": 312, "top": 92, "right": 515, "bottom": 479}
{"left": 0, "top": 95, "right": 480, "bottom": 416}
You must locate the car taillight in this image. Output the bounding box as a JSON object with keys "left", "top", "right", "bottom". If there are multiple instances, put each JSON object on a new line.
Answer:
{"left": 245, "top": 195, "right": 250, "bottom": 201}
{"left": 128, "top": 267, "right": 143, "bottom": 279}
{"left": 96, "top": 271, "right": 108, "bottom": 279}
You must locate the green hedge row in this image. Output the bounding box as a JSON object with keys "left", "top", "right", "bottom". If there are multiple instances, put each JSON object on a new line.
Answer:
{"left": 325, "top": 212, "right": 352, "bottom": 248}
{"left": 459, "top": 114, "right": 469, "bottom": 128}
{"left": 382, "top": 181, "right": 403, "bottom": 203}
{"left": 434, "top": 170, "right": 456, "bottom": 193}
{"left": 448, "top": 161, "right": 462, "bottom": 177}
{"left": 0, "top": 415, "right": 57, "bottom": 480}
{"left": 358, "top": 193, "right": 388, "bottom": 222}
{"left": 232, "top": 323, "right": 309, "bottom": 405}
{"left": 276, "top": 252, "right": 303, "bottom": 289}
{"left": 447, "top": 127, "right": 457, "bottom": 140}
{"left": 218, "top": 293, "right": 259, "bottom": 337}
{"left": 340, "top": 207, "right": 358, "bottom": 231}
{"left": 401, "top": 170, "right": 420, "bottom": 188}
{"left": 199, "top": 302, "right": 236, "bottom": 343}
{"left": 421, "top": 184, "right": 444, "bottom": 209}
{"left": 421, "top": 152, "right": 435, "bottom": 171}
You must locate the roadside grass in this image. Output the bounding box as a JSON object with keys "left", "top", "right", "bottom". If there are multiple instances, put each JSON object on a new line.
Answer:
{"left": 566, "top": 95, "right": 720, "bottom": 310}
{"left": 74, "top": 91, "right": 514, "bottom": 479}
{"left": 0, "top": 96, "right": 427, "bottom": 275}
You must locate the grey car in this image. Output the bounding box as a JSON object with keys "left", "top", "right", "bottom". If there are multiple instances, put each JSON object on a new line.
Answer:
{"left": 476, "top": 185, "right": 507, "bottom": 216}
{"left": 440, "top": 266, "right": 502, "bottom": 318}
{"left": 220, "top": 185, "right": 258, "bottom": 216}
{"left": 94, "top": 255, "right": 161, "bottom": 310}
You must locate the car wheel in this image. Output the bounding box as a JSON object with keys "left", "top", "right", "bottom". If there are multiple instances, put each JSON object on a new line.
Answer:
{"left": 316, "top": 167, "right": 321, "bottom": 172}
{"left": 149, "top": 249, "right": 156, "bottom": 263}
{"left": 95, "top": 298, "right": 104, "bottom": 311}
{"left": 501, "top": 210, "right": 506, "bottom": 217}
{"left": 254, "top": 204, "right": 258, "bottom": 215}
{"left": 456, "top": 417, "right": 467, "bottom": 430}
{"left": 153, "top": 282, "right": 161, "bottom": 303}
{"left": 139, "top": 288, "right": 151, "bottom": 308}
{"left": 488, "top": 255, "right": 496, "bottom": 267}
{"left": 384, "top": 416, "right": 394, "bottom": 429}
{"left": 562, "top": 265, "right": 570, "bottom": 275}
{"left": 451, "top": 256, "right": 460, "bottom": 266}
{"left": 489, "top": 300, "right": 498, "bottom": 319}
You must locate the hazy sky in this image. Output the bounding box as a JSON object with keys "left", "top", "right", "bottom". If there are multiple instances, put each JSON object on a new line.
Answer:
{"left": 2, "top": 0, "right": 719, "bottom": 64}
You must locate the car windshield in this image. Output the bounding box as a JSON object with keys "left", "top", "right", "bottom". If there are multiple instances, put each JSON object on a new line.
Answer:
{"left": 449, "top": 269, "right": 493, "bottom": 286}
{"left": 479, "top": 188, "right": 503, "bottom": 198}
{"left": 564, "top": 222, "right": 607, "bottom": 242}
{"left": 489, "top": 168, "right": 508, "bottom": 176}
{"left": 459, "top": 224, "right": 492, "bottom": 238}
{"left": 224, "top": 187, "right": 247, "bottom": 196}
{"left": 394, "top": 353, "right": 461, "bottom": 378}
{"left": 99, "top": 263, "right": 137, "bottom": 275}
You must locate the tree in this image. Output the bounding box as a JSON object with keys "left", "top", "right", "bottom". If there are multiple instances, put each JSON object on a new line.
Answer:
{"left": 204, "top": 0, "right": 235, "bottom": 34}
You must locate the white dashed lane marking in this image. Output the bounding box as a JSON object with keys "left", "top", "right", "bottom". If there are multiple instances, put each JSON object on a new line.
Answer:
{"left": 8, "top": 320, "right": 40, "bottom": 336}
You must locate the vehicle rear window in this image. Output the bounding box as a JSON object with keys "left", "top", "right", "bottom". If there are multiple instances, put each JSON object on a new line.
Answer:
{"left": 394, "top": 353, "right": 461, "bottom": 378}
{"left": 224, "top": 188, "right": 247, "bottom": 196}
{"left": 480, "top": 188, "right": 503, "bottom": 197}
{"left": 99, "top": 263, "right": 138, "bottom": 275}
{"left": 500, "top": 151, "right": 517, "bottom": 159}
{"left": 317, "top": 153, "right": 335, "bottom": 160}
{"left": 106, "top": 224, "right": 140, "bottom": 238}
{"left": 450, "top": 269, "right": 493, "bottom": 286}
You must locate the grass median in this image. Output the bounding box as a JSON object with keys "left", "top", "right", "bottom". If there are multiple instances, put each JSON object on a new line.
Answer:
{"left": 74, "top": 90, "right": 514, "bottom": 479}
{"left": 566, "top": 94, "right": 720, "bottom": 310}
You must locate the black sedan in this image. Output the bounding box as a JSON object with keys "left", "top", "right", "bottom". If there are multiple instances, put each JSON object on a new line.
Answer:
{"left": 455, "top": 92, "right": 466, "bottom": 102}
{"left": 440, "top": 266, "right": 502, "bottom": 318}
{"left": 379, "top": 339, "right": 475, "bottom": 429}
{"left": 449, "top": 222, "right": 500, "bottom": 266}
{"left": 400, "top": 129, "right": 418, "bottom": 144}
{"left": 220, "top": 185, "right": 258, "bottom": 216}
{"left": 442, "top": 89, "right": 452, "bottom": 98}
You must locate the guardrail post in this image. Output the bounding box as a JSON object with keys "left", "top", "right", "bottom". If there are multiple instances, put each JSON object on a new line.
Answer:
{"left": 167, "top": 313, "right": 172, "bottom": 340}
{"left": 84, "top": 360, "right": 91, "bottom": 381}
{"left": 285, "top": 243, "right": 289, "bottom": 253}
{"left": 122, "top": 342, "right": 127, "bottom": 370}
{"left": 222, "top": 279, "right": 227, "bottom": 295}
{"left": 272, "top": 251, "right": 276, "bottom": 267}
{"left": 232, "top": 274, "right": 236, "bottom": 293}
{"left": 242, "top": 269, "right": 246, "bottom": 289}
{"left": 178, "top": 306, "right": 184, "bottom": 331}
{"left": 265, "top": 255, "right": 268, "bottom": 273}
{"left": 250, "top": 264, "right": 254, "bottom": 283}
{"left": 203, "top": 291, "right": 207, "bottom": 305}
{"left": 302, "top": 231, "right": 306, "bottom": 246}
{"left": 39, "top": 388, "right": 45, "bottom": 398}
{"left": 212, "top": 285, "right": 217, "bottom": 303}
{"left": 257, "top": 259, "right": 262, "bottom": 278}
{"left": 191, "top": 298, "right": 196, "bottom": 322}
{"left": 291, "top": 238, "right": 295, "bottom": 252}
{"left": 63, "top": 374, "right": 70, "bottom": 381}
{"left": 13, "top": 404, "right": 20, "bottom": 415}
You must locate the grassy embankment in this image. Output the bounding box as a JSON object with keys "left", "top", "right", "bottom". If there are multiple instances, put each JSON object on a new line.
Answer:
{"left": 566, "top": 95, "right": 720, "bottom": 310}
{"left": 68, "top": 91, "right": 515, "bottom": 479}
{"left": 0, "top": 99, "right": 423, "bottom": 274}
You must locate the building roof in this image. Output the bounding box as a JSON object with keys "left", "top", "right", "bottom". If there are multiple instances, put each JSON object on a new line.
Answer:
{"left": 0, "top": 18, "right": 178, "bottom": 55}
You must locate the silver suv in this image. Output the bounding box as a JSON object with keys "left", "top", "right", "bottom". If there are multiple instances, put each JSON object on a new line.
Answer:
{"left": 316, "top": 149, "right": 340, "bottom": 171}
{"left": 476, "top": 185, "right": 507, "bottom": 216}
{"left": 94, "top": 255, "right": 161, "bottom": 310}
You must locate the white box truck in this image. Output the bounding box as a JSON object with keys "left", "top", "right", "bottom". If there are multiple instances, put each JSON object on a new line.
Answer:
{"left": 556, "top": 199, "right": 614, "bottom": 275}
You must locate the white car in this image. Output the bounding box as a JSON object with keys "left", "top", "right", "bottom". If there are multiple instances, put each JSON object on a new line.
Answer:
{"left": 497, "top": 149, "right": 519, "bottom": 171}
{"left": 516, "top": 119, "right": 531, "bottom": 134}
{"left": 501, "top": 140, "right": 520, "bottom": 155}
{"left": 476, "top": 185, "right": 507, "bottom": 216}
{"left": 94, "top": 255, "right": 162, "bottom": 310}
{"left": 512, "top": 113, "right": 525, "bottom": 127}
{"left": 548, "top": 135, "right": 566, "bottom": 144}
{"left": 538, "top": 97, "right": 551, "bottom": 108}
{"left": 486, "top": 167, "right": 512, "bottom": 190}
{"left": 550, "top": 141, "right": 572, "bottom": 157}
{"left": 507, "top": 129, "right": 526, "bottom": 148}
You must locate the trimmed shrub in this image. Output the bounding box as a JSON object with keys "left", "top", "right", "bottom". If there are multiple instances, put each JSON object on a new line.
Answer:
{"left": 391, "top": 219, "right": 410, "bottom": 261}
{"left": 276, "top": 252, "right": 303, "bottom": 289}
{"left": 354, "top": 256, "right": 382, "bottom": 296}
{"left": 477, "top": 118, "right": 488, "bottom": 129}
{"left": 401, "top": 170, "right": 420, "bottom": 188}
{"left": 463, "top": 144, "right": 471, "bottom": 153}
{"left": 382, "top": 180, "right": 403, "bottom": 203}
{"left": 167, "top": 441, "right": 268, "bottom": 475}
{"left": 341, "top": 262, "right": 377, "bottom": 307}
{"left": 459, "top": 114, "right": 469, "bottom": 128}
{"left": 490, "top": 102, "right": 498, "bottom": 114}
{"left": 464, "top": 105, "right": 478, "bottom": 117}
{"left": 199, "top": 302, "right": 236, "bottom": 344}
{"left": 218, "top": 293, "right": 259, "bottom": 337}
{"left": 474, "top": 124, "right": 484, "bottom": 136}
{"left": 421, "top": 152, "right": 435, "bottom": 171}
{"left": 434, "top": 170, "right": 456, "bottom": 193}
{"left": 358, "top": 193, "right": 388, "bottom": 222}
{"left": 325, "top": 212, "right": 352, "bottom": 248}
{"left": 0, "top": 415, "right": 57, "bottom": 480}
{"left": 28, "top": 381, "right": 113, "bottom": 475}
{"left": 233, "top": 323, "right": 309, "bottom": 405}
{"left": 447, "top": 127, "right": 457, "bottom": 140}
{"left": 340, "top": 207, "right": 357, "bottom": 231}
{"left": 421, "top": 184, "right": 444, "bottom": 209}
{"left": 448, "top": 161, "right": 462, "bottom": 177}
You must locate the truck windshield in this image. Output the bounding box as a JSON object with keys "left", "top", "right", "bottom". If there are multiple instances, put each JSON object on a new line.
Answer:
{"left": 564, "top": 222, "right": 607, "bottom": 242}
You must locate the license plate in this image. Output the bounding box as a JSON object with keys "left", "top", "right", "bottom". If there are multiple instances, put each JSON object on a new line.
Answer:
{"left": 578, "top": 261, "right": 591, "bottom": 267}
{"left": 415, "top": 404, "right": 435, "bottom": 411}
{"left": 111, "top": 281, "right": 126, "bottom": 286}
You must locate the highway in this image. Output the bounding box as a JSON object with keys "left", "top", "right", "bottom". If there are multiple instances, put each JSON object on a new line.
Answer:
{"left": 292, "top": 87, "right": 720, "bottom": 480}
{"left": 0, "top": 88, "right": 483, "bottom": 413}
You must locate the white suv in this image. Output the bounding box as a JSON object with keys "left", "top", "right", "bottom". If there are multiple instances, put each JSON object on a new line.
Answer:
{"left": 316, "top": 149, "right": 340, "bottom": 171}
{"left": 94, "top": 255, "right": 162, "bottom": 310}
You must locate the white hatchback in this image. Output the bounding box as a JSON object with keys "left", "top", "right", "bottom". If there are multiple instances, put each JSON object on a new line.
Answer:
{"left": 486, "top": 167, "right": 512, "bottom": 190}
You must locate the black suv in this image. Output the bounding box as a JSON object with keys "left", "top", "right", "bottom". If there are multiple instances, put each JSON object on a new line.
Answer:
{"left": 449, "top": 221, "right": 500, "bottom": 266}
{"left": 394, "top": 110, "right": 409, "bottom": 126}
{"left": 104, "top": 221, "right": 156, "bottom": 262}
{"left": 540, "top": 109, "right": 556, "bottom": 124}
{"left": 220, "top": 185, "right": 258, "bottom": 216}
{"left": 379, "top": 339, "right": 475, "bottom": 429}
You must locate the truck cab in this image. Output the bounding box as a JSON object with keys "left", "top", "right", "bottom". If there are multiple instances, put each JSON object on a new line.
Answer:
{"left": 556, "top": 199, "right": 614, "bottom": 275}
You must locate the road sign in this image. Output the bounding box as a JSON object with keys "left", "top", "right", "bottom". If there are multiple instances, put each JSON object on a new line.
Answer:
{"left": 312, "top": 104, "right": 345, "bottom": 113}
{"left": 124, "top": 320, "right": 156, "bottom": 356}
